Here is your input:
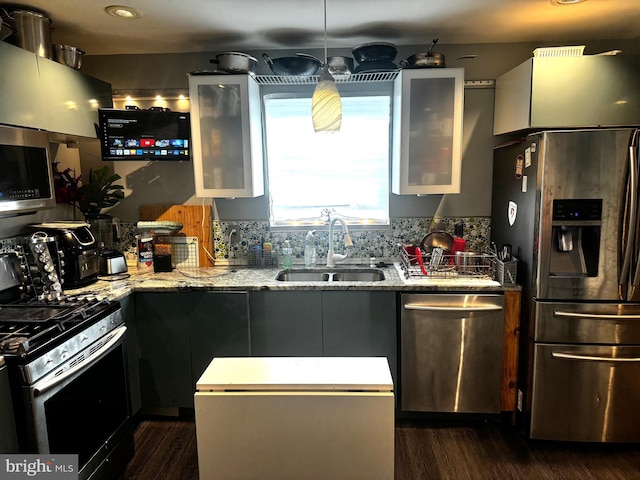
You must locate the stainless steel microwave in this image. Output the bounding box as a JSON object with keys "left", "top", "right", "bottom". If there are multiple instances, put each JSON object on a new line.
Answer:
{"left": 0, "top": 125, "right": 55, "bottom": 216}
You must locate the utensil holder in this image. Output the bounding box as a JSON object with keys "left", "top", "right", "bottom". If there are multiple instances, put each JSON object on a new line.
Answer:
{"left": 495, "top": 257, "right": 518, "bottom": 285}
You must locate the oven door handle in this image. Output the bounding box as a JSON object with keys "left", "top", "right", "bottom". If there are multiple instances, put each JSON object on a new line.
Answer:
{"left": 33, "top": 325, "right": 127, "bottom": 397}
{"left": 554, "top": 310, "right": 640, "bottom": 320}
{"left": 404, "top": 304, "right": 503, "bottom": 312}
{"left": 552, "top": 352, "right": 640, "bottom": 362}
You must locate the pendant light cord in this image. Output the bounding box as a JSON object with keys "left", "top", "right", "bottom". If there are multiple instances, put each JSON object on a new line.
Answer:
{"left": 323, "top": 0, "right": 328, "bottom": 64}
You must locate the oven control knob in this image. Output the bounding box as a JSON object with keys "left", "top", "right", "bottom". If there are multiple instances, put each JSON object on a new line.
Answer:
{"left": 44, "top": 357, "right": 52, "bottom": 365}
{"left": 81, "top": 335, "right": 88, "bottom": 343}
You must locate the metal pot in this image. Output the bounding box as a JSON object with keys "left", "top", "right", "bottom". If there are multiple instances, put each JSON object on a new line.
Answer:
{"left": 54, "top": 44, "right": 85, "bottom": 69}
{"left": 263, "top": 53, "right": 322, "bottom": 76}
{"left": 326, "top": 56, "right": 354, "bottom": 76}
{"left": 209, "top": 51, "right": 258, "bottom": 74}
{"left": 352, "top": 42, "right": 397, "bottom": 64}
{"left": 4, "top": 9, "right": 53, "bottom": 59}
{"left": 400, "top": 38, "right": 445, "bottom": 68}
{"left": 400, "top": 38, "right": 477, "bottom": 68}
{"left": 420, "top": 230, "right": 454, "bottom": 254}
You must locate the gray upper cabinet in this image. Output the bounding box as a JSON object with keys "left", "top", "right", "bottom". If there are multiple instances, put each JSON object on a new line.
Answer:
{"left": 392, "top": 68, "right": 464, "bottom": 195}
{"left": 189, "top": 74, "right": 265, "bottom": 198}
{"left": 0, "top": 42, "right": 112, "bottom": 138}
{"left": 494, "top": 55, "right": 640, "bottom": 135}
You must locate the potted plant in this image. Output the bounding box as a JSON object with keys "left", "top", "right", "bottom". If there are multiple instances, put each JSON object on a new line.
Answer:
{"left": 77, "top": 166, "right": 125, "bottom": 248}
{"left": 78, "top": 165, "right": 125, "bottom": 215}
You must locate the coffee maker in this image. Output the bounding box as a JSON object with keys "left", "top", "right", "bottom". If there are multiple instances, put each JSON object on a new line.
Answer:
{"left": 28, "top": 222, "right": 100, "bottom": 288}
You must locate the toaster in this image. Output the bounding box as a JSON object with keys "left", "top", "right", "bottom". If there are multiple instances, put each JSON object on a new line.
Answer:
{"left": 99, "top": 249, "right": 128, "bottom": 275}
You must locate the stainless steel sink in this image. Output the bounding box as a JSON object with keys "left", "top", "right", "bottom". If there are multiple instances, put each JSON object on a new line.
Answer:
{"left": 275, "top": 271, "right": 331, "bottom": 282}
{"left": 331, "top": 271, "right": 385, "bottom": 282}
{"left": 275, "top": 268, "right": 385, "bottom": 282}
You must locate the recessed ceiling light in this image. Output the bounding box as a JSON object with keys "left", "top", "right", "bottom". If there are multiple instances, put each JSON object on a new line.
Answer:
{"left": 105, "top": 5, "right": 142, "bottom": 19}
{"left": 550, "top": 0, "right": 587, "bottom": 5}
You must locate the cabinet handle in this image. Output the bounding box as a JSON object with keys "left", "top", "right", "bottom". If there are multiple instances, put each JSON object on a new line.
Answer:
{"left": 554, "top": 310, "right": 640, "bottom": 320}
{"left": 404, "top": 304, "right": 503, "bottom": 312}
{"left": 552, "top": 352, "right": 640, "bottom": 363}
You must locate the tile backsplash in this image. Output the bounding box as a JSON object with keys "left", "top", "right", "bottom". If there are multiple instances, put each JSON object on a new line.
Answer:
{"left": 212, "top": 217, "right": 490, "bottom": 265}
{"left": 1, "top": 217, "right": 491, "bottom": 266}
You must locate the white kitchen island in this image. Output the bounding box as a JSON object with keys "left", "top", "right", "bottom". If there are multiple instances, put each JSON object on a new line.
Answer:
{"left": 194, "top": 356, "right": 395, "bottom": 480}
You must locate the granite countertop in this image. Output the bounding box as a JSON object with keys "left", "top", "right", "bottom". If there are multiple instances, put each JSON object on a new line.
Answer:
{"left": 69, "top": 261, "right": 518, "bottom": 301}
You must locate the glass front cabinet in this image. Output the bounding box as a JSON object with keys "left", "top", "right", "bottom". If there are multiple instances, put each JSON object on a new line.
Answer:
{"left": 188, "top": 74, "right": 264, "bottom": 198}
{"left": 391, "top": 68, "right": 464, "bottom": 195}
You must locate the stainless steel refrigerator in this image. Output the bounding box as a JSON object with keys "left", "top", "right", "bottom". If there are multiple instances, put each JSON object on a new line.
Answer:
{"left": 491, "top": 128, "right": 640, "bottom": 442}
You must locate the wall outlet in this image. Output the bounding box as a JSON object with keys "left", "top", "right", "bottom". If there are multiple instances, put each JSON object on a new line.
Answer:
{"left": 227, "top": 224, "right": 240, "bottom": 245}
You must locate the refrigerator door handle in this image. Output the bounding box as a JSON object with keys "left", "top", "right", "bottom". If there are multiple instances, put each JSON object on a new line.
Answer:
{"left": 552, "top": 352, "right": 640, "bottom": 362}
{"left": 620, "top": 130, "right": 639, "bottom": 300}
{"left": 554, "top": 310, "right": 640, "bottom": 320}
{"left": 629, "top": 131, "right": 640, "bottom": 300}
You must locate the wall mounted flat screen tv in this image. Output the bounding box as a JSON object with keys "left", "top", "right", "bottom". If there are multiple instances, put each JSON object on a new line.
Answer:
{"left": 98, "top": 108, "right": 191, "bottom": 161}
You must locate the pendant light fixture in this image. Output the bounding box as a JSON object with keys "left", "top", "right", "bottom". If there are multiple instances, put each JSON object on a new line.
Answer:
{"left": 311, "top": 0, "right": 342, "bottom": 133}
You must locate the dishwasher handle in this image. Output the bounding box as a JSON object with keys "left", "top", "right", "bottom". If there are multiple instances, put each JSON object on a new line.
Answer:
{"left": 404, "top": 303, "right": 503, "bottom": 313}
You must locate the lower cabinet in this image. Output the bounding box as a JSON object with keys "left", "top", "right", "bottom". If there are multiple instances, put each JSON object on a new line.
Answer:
{"left": 136, "top": 293, "right": 194, "bottom": 413}
{"left": 249, "top": 290, "right": 397, "bottom": 387}
{"left": 249, "top": 291, "right": 323, "bottom": 356}
{"left": 322, "top": 291, "right": 397, "bottom": 388}
{"left": 189, "top": 291, "right": 250, "bottom": 387}
{"left": 119, "top": 294, "right": 142, "bottom": 416}
{"left": 136, "top": 291, "right": 250, "bottom": 414}
{"left": 0, "top": 364, "right": 19, "bottom": 453}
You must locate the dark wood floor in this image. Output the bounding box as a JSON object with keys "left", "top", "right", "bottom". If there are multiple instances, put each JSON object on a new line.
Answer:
{"left": 123, "top": 417, "right": 640, "bottom": 480}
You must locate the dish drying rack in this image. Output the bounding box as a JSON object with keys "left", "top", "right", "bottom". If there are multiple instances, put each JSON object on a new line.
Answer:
{"left": 398, "top": 246, "right": 496, "bottom": 280}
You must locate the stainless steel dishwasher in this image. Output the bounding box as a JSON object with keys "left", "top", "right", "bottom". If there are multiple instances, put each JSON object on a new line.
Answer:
{"left": 400, "top": 293, "right": 504, "bottom": 413}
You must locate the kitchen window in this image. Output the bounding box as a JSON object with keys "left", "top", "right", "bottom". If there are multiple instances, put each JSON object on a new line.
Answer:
{"left": 262, "top": 82, "right": 392, "bottom": 228}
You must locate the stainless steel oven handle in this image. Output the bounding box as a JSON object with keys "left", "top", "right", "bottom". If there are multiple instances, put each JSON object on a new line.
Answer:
{"left": 404, "top": 304, "right": 503, "bottom": 312}
{"left": 554, "top": 310, "right": 640, "bottom": 320}
{"left": 33, "top": 325, "right": 127, "bottom": 397}
{"left": 552, "top": 352, "right": 640, "bottom": 362}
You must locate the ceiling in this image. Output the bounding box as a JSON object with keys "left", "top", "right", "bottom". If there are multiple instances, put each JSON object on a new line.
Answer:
{"left": 1, "top": 0, "right": 639, "bottom": 56}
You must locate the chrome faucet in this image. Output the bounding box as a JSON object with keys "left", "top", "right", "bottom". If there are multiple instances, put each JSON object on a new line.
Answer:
{"left": 326, "top": 215, "right": 353, "bottom": 267}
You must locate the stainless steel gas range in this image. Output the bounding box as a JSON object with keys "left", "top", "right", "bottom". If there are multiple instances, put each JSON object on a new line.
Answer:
{"left": 0, "top": 252, "right": 134, "bottom": 480}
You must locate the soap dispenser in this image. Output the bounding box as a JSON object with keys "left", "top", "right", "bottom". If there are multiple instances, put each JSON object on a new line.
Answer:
{"left": 304, "top": 230, "right": 317, "bottom": 268}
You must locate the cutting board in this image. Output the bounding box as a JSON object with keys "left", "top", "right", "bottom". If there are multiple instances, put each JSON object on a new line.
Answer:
{"left": 139, "top": 204, "right": 214, "bottom": 266}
